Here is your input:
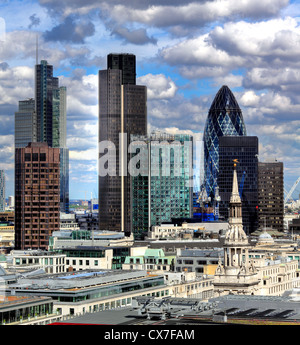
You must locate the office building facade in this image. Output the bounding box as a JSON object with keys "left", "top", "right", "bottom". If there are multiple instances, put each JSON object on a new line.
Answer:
{"left": 98, "top": 53, "right": 147, "bottom": 235}
{"left": 131, "top": 132, "right": 193, "bottom": 239}
{"left": 14, "top": 98, "right": 37, "bottom": 148}
{"left": 218, "top": 136, "right": 259, "bottom": 234}
{"left": 203, "top": 85, "right": 246, "bottom": 202}
{"left": 258, "top": 161, "right": 284, "bottom": 232}
{"left": 34, "top": 60, "right": 69, "bottom": 213}
{"left": 14, "top": 142, "right": 60, "bottom": 250}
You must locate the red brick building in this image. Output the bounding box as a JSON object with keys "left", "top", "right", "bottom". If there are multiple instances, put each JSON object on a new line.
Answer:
{"left": 15, "top": 142, "right": 60, "bottom": 250}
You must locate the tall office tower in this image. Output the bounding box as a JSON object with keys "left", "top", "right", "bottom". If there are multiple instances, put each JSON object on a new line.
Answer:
{"left": 14, "top": 98, "right": 37, "bottom": 148}
{"left": 203, "top": 85, "right": 246, "bottom": 202}
{"left": 35, "top": 60, "right": 69, "bottom": 213}
{"left": 0, "top": 170, "right": 5, "bottom": 212}
{"left": 218, "top": 136, "right": 259, "bottom": 234}
{"left": 107, "top": 53, "right": 136, "bottom": 85}
{"left": 131, "top": 132, "right": 193, "bottom": 239}
{"left": 98, "top": 53, "right": 147, "bottom": 235}
{"left": 258, "top": 161, "right": 284, "bottom": 232}
{"left": 14, "top": 142, "right": 60, "bottom": 250}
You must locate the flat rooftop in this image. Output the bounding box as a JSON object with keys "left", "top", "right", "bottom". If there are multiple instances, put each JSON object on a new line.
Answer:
{"left": 9, "top": 269, "right": 161, "bottom": 291}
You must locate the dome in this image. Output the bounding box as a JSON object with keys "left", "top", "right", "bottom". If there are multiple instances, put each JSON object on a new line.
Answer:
{"left": 257, "top": 230, "right": 274, "bottom": 244}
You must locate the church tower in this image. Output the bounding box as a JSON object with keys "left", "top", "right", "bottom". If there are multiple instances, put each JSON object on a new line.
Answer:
{"left": 214, "top": 160, "right": 258, "bottom": 296}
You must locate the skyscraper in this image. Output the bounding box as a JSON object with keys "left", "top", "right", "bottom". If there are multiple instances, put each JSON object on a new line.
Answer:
{"left": 258, "top": 161, "right": 284, "bottom": 232}
{"left": 98, "top": 53, "right": 147, "bottom": 235}
{"left": 218, "top": 136, "right": 259, "bottom": 234}
{"left": 15, "top": 60, "right": 69, "bottom": 213}
{"left": 34, "top": 60, "right": 69, "bottom": 213}
{"left": 14, "top": 98, "right": 37, "bottom": 148}
{"left": 203, "top": 85, "right": 246, "bottom": 201}
{"left": 15, "top": 142, "right": 60, "bottom": 250}
{"left": 0, "top": 170, "right": 5, "bottom": 212}
{"left": 131, "top": 132, "right": 193, "bottom": 239}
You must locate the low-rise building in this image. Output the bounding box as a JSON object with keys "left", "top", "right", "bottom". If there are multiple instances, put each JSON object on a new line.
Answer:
{"left": 122, "top": 247, "right": 175, "bottom": 272}
{"left": 4, "top": 269, "right": 214, "bottom": 316}
{"left": 60, "top": 212, "right": 80, "bottom": 231}
{"left": 174, "top": 248, "right": 223, "bottom": 275}
{"left": 148, "top": 221, "right": 229, "bottom": 240}
{"left": 5, "top": 250, "right": 66, "bottom": 274}
{"left": 0, "top": 295, "right": 61, "bottom": 325}
{"left": 0, "top": 222, "right": 14, "bottom": 248}
{"left": 49, "top": 229, "right": 134, "bottom": 270}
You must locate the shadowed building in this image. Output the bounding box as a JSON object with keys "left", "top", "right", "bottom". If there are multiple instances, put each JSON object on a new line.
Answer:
{"left": 98, "top": 53, "right": 147, "bottom": 235}
{"left": 258, "top": 161, "right": 284, "bottom": 232}
{"left": 218, "top": 136, "right": 259, "bottom": 234}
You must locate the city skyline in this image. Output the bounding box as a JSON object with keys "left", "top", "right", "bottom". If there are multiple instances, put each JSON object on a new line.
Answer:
{"left": 0, "top": 0, "right": 300, "bottom": 199}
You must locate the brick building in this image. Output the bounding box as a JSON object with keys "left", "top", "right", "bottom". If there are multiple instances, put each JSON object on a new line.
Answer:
{"left": 15, "top": 142, "right": 60, "bottom": 250}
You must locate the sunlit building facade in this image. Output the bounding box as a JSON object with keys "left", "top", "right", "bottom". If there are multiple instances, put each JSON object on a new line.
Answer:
{"left": 131, "top": 132, "right": 193, "bottom": 239}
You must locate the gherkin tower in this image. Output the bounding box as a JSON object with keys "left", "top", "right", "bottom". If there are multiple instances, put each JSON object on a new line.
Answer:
{"left": 203, "top": 85, "right": 246, "bottom": 200}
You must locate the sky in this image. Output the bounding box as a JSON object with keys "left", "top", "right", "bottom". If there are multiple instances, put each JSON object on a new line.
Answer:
{"left": 1, "top": 0, "right": 300, "bottom": 201}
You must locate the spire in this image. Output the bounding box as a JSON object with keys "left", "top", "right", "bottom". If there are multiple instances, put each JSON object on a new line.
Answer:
{"left": 224, "top": 159, "right": 248, "bottom": 245}
{"left": 230, "top": 159, "right": 241, "bottom": 204}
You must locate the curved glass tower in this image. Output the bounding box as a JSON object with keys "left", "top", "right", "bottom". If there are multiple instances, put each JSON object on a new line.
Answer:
{"left": 203, "top": 85, "right": 246, "bottom": 200}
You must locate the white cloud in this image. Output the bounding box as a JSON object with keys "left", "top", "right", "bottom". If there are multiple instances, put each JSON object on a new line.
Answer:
{"left": 69, "top": 148, "right": 98, "bottom": 161}
{"left": 240, "top": 90, "right": 260, "bottom": 107}
{"left": 137, "top": 73, "right": 177, "bottom": 99}
{"left": 210, "top": 17, "right": 300, "bottom": 65}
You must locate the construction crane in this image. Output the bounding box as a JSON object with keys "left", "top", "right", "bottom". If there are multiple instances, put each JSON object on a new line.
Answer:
{"left": 284, "top": 177, "right": 300, "bottom": 204}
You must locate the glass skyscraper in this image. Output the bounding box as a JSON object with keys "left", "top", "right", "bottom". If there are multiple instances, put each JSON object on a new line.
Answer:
{"left": 98, "top": 54, "right": 147, "bottom": 235}
{"left": 35, "top": 60, "right": 69, "bottom": 213}
{"left": 218, "top": 136, "right": 259, "bottom": 234}
{"left": 15, "top": 98, "right": 37, "bottom": 148}
{"left": 203, "top": 85, "right": 246, "bottom": 201}
{"left": 131, "top": 132, "right": 193, "bottom": 239}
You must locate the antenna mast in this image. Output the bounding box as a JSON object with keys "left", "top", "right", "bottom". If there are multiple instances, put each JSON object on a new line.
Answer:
{"left": 36, "top": 34, "right": 38, "bottom": 65}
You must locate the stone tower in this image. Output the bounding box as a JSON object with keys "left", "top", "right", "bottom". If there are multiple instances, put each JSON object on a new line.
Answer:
{"left": 214, "top": 160, "right": 258, "bottom": 296}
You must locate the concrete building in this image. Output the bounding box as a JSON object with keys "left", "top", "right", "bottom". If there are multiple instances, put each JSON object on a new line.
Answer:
{"left": 174, "top": 248, "right": 223, "bottom": 275}
{"left": 0, "top": 295, "right": 60, "bottom": 325}
{"left": 5, "top": 250, "right": 66, "bottom": 274}
{"left": 49, "top": 229, "right": 134, "bottom": 270}
{"left": 60, "top": 213, "right": 80, "bottom": 231}
{"left": 0, "top": 222, "right": 14, "bottom": 248}
{"left": 122, "top": 247, "right": 175, "bottom": 272}
{"left": 4, "top": 268, "right": 214, "bottom": 316}
{"left": 148, "top": 221, "right": 229, "bottom": 240}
